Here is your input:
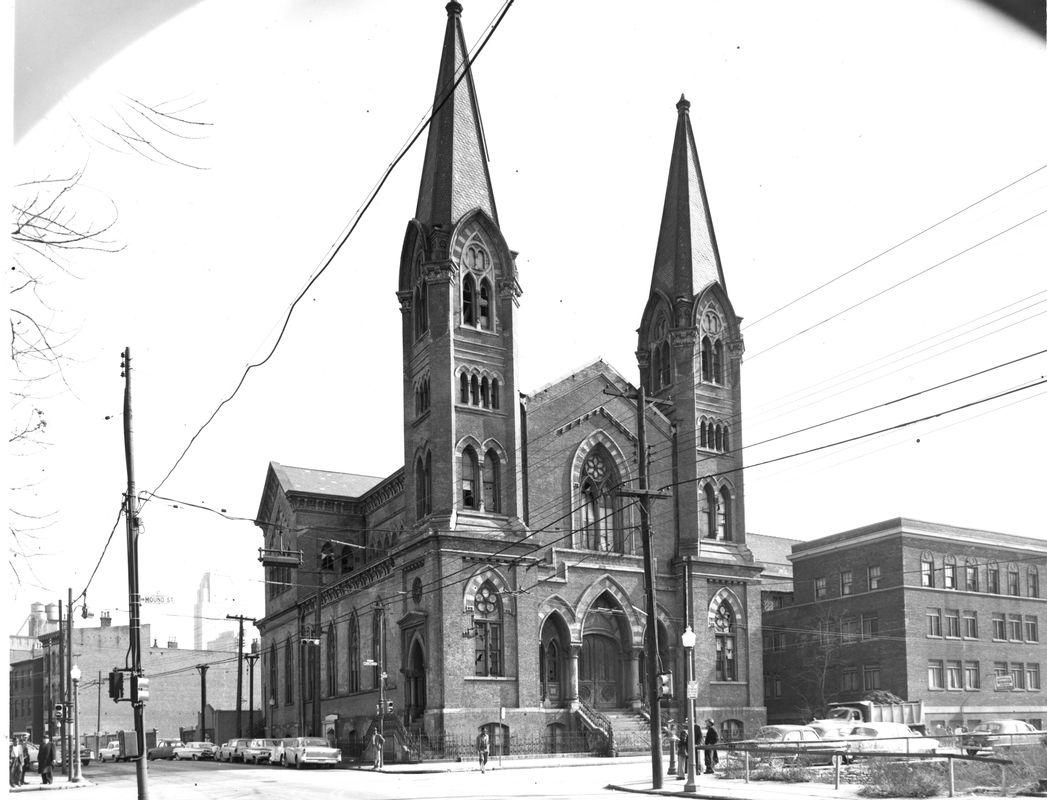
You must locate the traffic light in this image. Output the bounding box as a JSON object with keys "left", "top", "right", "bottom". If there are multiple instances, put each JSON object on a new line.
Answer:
{"left": 386, "top": 700, "right": 394, "bottom": 714}
{"left": 54, "top": 703, "right": 65, "bottom": 720}
{"left": 108, "top": 670, "right": 125, "bottom": 701}
{"left": 656, "top": 672, "right": 673, "bottom": 700}
{"left": 133, "top": 675, "right": 150, "bottom": 703}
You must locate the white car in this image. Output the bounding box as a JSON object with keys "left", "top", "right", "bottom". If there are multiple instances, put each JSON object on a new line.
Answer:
{"left": 242, "top": 739, "right": 279, "bottom": 764}
{"left": 173, "top": 741, "right": 215, "bottom": 761}
{"left": 847, "top": 722, "right": 939, "bottom": 754}
{"left": 98, "top": 742, "right": 122, "bottom": 762}
{"left": 962, "top": 720, "right": 1046, "bottom": 754}
{"left": 215, "top": 739, "right": 249, "bottom": 762}
{"left": 282, "top": 737, "right": 341, "bottom": 768}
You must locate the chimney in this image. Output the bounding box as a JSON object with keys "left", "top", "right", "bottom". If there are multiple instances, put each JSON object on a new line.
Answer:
{"left": 100, "top": 612, "right": 112, "bottom": 628}
{"left": 167, "top": 637, "right": 178, "bottom": 649}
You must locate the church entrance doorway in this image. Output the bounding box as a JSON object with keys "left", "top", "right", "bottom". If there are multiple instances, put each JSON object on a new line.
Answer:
{"left": 405, "top": 638, "right": 427, "bottom": 723}
{"left": 579, "top": 634, "right": 620, "bottom": 708}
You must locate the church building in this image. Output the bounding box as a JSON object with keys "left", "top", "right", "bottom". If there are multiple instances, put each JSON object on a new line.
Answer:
{"left": 255, "top": 1, "right": 767, "bottom": 756}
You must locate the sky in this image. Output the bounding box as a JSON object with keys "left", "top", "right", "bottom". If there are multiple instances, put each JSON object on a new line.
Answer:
{"left": 8, "top": 0, "right": 1047, "bottom": 649}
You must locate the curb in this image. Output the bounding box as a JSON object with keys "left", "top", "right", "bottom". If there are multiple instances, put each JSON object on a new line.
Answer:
{"left": 10, "top": 781, "right": 97, "bottom": 793}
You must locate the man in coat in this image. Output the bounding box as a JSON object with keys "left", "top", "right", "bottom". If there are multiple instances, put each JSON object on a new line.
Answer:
{"left": 475, "top": 729, "right": 490, "bottom": 773}
{"left": 703, "top": 719, "right": 719, "bottom": 774}
{"left": 370, "top": 728, "right": 385, "bottom": 771}
{"left": 38, "top": 736, "right": 56, "bottom": 785}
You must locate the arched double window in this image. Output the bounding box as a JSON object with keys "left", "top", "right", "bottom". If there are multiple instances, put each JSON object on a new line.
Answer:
{"left": 483, "top": 450, "right": 500, "bottom": 513}
{"left": 473, "top": 581, "right": 503, "bottom": 676}
{"left": 462, "top": 446, "right": 501, "bottom": 513}
{"left": 415, "top": 452, "right": 433, "bottom": 519}
{"left": 579, "top": 446, "right": 621, "bottom": 552}
{"left": 413, "top": 254, "right": 428, "bottom": 339}
{"left": 649, "top": 314, "right": 671, "bottom": 392}
{"left": 347, "top": 614, "right": 360, "bottom": 693}
{"left": 462, "top": 447, "right": 479, "bottom": 510}
{"left": 700, "top": 310, "right": 725, "bottom": 385}
{"left": 461, "top": 243, "right": 494, "bottom": 331}
{"left": 320, "top": 541, "right": 335, "bottom": 572}
{"left": 700, "top": 483, "right": 733, "bottom": 541}
{"left": 326, "top": 624, "right": 337, "bottom": 697}
{"left": 713, "top": 602, "right": 737, "bottom": 681}
{"left": 458, "top": 369, "right": 502, "bottom": 409}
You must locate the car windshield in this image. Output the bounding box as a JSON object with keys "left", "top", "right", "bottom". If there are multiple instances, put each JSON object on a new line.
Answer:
{"left": 853, "top": 727, "right": 879, "bottom": 737}
{"left": 975, "top": 723, "right": 1002, "bottom": 732}
{"left": 303, "top": 738, "right": 328, "bottom": 747}
{"left": 754, "top": 727, "right": 785, "bottom": 741}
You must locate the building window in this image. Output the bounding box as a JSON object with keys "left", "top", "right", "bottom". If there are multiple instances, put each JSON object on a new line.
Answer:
{"left": 1007, "top": 564, "right": 1020, "bottom": 596}
{"left": 1024, "top": 616, "right": 1038, "bottom": 643}
{"left": 461, "top": 447, "right": 479, "bottom": 510}
{"left": 943, "top": 557, "right": 956, "bottom": 589}
{"left": 462, "top": 273, "right": 476, "bottom": 326}
{"left": 1027, "top": 664, "right": 1041, "bottom": 690}
{"left": 701, "top": 483, "right": 717, "bottom": 540}
{"left": 927, "top": 608, "right": 942, "bottom": 637}
{"left": 717, "top": 487, "right": 732, "bottom": 541}
{"left": 347, "top": 615, "right": 360, "bottom": 693}
{"left": 470, "top": 374, "right": 480, "bottom": 405}
{"left": 840, "top": 571, "right": 853, "bottom": 596}
{"left": 863, "top": 665, "right": 881, "bottom": 691}
{"left": 993, "top": 662, "right": 1008, "bottom": 687}
{"left": 987, "top": 563, "right": 1000, "bottom": 594}
{"left": 868, "top": 565, "right": 882, "bottom": 590}
{"left": 921, "top": 554, "right": 935, "bottom": 587}
{"left": 946, "top": 660, "right": 962, "bottom": 690}
{"left": 964, "top": 661, "right": 981, "bottom": 690}
{"left": 945, "top": 609, "right": 961, "bottom": 639}
{"left": 927, "top": 660, "right": 944, "bottom": 690}
{"left": 473, "top": 582, "right": 503, "bottom": 677}
{"left": 326, "top": 625, "right": 337, "bottom": 697}
{"left": 320, "top": 541, "right": 335, "bottom": 571}
{"left": 771, "top": 631, "right": 786, "bottom": 651}
{"left": 1010, "top": 663, "right": 1026, "bottom": 690}
{"left": 862, "top": 614, "right": 879, "bottom": 640}
{"left": 491, "top": 378, "right": 500, "bottom": 409}
{"left": 481, "top": 376, "right": 490, "bottom": 408}
{"left": 478, "top": 278, "right": 492, "bottom": 330}
{"left": 841, "top": 668, "right": 859, "bottom": 692}
{"left": 415, "top": 453, "right": 432, "bottom": 519}
{"left": 841, "top": 617, "right": 859, "bottom": 644}
{"left": 815, "top": 577, "right": 827, "bottom": 600}
{"left": 579, "top": 447, "right": 620, "bottom": 552}
{"left": 1029, "top": 567, "right": 1040, "bottom": 598}
{"left": 963, "top": 611, "right": 978, "bottom": 639}
{"left": 460, "top": 373, "right": 469, "bottom": 404}
{"left": 284, "top": 636, "right": 293, "bottom": 705}
{"left": 269, "top": 642, "right": 278, "bottom": 708}
{"left": 965, "top": 561, "right": 979, "bottom": 592}
{"left": 992, "top": 613, "right": 1006, "bottom": 640}
{"left": 483, "top": 449, "right": 500, "bottom": 513}
{"left": 1008, "top": 615, "right": 1023, "bottom": 641}
{"left": 713, "top": 602, "right": 737, "bottom": 682}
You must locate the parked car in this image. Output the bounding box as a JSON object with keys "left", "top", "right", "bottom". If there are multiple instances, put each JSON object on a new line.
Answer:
{"left": 747, "top": 725, "right": 839, "bottom": 767}
{"left": 54, "top": 744, "right": 94, "bottom": 767}
{"left": 147, "top": 739, "right": 181, "bottom": 760}
{"left": 281, "top": 737, "right": 341, "bottom": 768}
{"left": 242, "top": 739, "right": 279, "bottom": 764}
{"left": 962, "top": 720, "right": 1046, "bottom": 755}
{"left": 262, "top": 739, "right": 285, "bottom": 765}
{"left": 847, "top": 722, "right": 939, "bottom": 754}
{"left": 173, "top": 741, "right": 215, "bottom": 761}
{"left": 98, "top": 741, "right": 123, "bottom": 763}
{"left": 215, "top": 738, "right": 251, "bottom": 763}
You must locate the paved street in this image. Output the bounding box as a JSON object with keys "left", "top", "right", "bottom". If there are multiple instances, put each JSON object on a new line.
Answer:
{"left": 13, "top": 757, "right": 865, "bottom": 800}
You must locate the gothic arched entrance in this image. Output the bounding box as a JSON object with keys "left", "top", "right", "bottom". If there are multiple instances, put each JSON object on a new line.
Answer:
{"left": 539, "top": 612, "right": 570, "bottom": 706}
{"left": 579, "top": 592, "right": 630, "bottom": 709}
{"left": 405, "top": 638, "right": 427, "bottom": 723}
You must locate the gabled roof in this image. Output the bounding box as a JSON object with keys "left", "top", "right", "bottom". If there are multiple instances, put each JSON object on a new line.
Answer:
{"left": 649, "top": 95, "right": 725, "bottom": 301}
{"left": 270, "top": 462, "right": 385, "bottom": 499}
{"left": 747, "top": 532, "right": 801, "bottom": 580}
{"left": 414, "top": 1, "right": 498, "bottom": 228}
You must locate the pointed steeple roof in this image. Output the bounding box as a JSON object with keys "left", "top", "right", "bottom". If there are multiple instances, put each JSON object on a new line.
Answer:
{"left": 415, "top": 2, "right": 498, "bottom": 228}
{"left": 650, "top": 95, "right": 725, "bottom": 301}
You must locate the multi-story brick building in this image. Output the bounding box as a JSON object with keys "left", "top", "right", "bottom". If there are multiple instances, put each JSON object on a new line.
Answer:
{"left": 763, "top": 518, "right": 1046, "bottom": 731}
{"left": 254, "top": 2, "right": 770, "bottom": 753}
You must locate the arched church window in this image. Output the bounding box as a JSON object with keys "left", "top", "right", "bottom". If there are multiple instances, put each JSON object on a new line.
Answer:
{"left": 460, "top": 373, "right": 469, "bottom": 404}
{"left": 713, "top": 340, "right": 724, "bottom": 384}
{"left": 483, "top": 449, "right": 500, "bottom": 513}
{"left": 326, "top": 624, "right": 337, "bottom": 697}
{"left": 700, "top": 419, "right": 707, "bottom": 449}
{"left": 284, "top": 635, "right": 293, "bottom": 704}
{"left": 481, "top": 376, "right": 490, "bottom": 408}
{"left": 463, "top": 274, "right": 477, "bottom": 326}
{"left": 347, "top": 614, "right": 360, "bottom": 693}
{"left": 462, "top": 447, "right": 479, "bottom": 510}
{"left": 425, "top": 452, "right": 433, "bottom": 516}
{"left": 701, "top": 483, "right": 716, "bottom": 539}
{"left": 479, "top": 279, "right": 492, "bottom": 330}
{"left": 701, "top": 336, "right": 713, "bottom": 382}
{"left": 320, "top": 541, "right": 335, "bottom": 571}
{"left": 701, "top": 310, "right": 725, "bottom": 385}
{"left": 473, "top": 582, "right": 503, "bottom": 676}
{"left": 413, "top": 254, "right": 428, "bottom": 339}
{"left": 723, "top": 424, "right": 730, "bottom": 452}
{"left": 713, "top": 602, "right": 737, "bottom": 681}
{"left": 415, "top": 457, "right": 428, "bottom": 519}
{"left": 651, "top": 347, "right": 661, "bottom": 392}
{"left": 579, "top": 447, "right": 621, "bottom": 553}
{"left": 491, "top": 379, "right": 500, "bottom": 409}
{"left": 470, "top": 374, "right": 479, "bottom": 406}
{"left": 718, "top": 486, "right": 732, "bottom": 541}
{"left": 546, "top": 640, "right": 560, "bottom": 682}
{"left": 714, "top": 424, "right": 723, "bottom": 452}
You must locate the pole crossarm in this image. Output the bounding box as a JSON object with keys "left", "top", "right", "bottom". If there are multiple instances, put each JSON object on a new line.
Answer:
{"left": 616, "top": 488, "right": 673, "bottom": 500}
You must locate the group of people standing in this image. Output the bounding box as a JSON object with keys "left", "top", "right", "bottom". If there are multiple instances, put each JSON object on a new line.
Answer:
{"left": 676, "top": 718, "right": 720, "bottom": 775}
{"left": 8, "top": 735, "right": 55, "bottom": 787}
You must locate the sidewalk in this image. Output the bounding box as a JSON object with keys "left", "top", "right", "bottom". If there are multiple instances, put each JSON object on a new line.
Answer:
{"left": 372, "top": 753, "right": 654, "bottom": 773}
{"left": 608, "top": 772, "right": 864, "bottom": 800}
{"left": 9, "top": 776, "right": 96, "bottom": 793}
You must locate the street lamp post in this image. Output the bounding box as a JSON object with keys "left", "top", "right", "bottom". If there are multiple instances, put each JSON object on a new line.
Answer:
{"left": 680, "top": 626, "right": 697, "bottom": 793}
{"left": 70, "top": 664, "right": 82, "bottom": 783}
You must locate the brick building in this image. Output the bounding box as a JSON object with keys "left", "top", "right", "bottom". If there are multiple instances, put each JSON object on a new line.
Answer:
{"left": 763, "top": 518, "right": 1046, "bottom": 730}
{"left": 255, "top": 2, "right": 770, "bottom": 753}
{"left": 34, "top": 620, "right": 259, "bottom": 742}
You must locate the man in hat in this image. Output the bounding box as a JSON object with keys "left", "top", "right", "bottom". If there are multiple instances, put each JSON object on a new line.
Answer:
{"left": 38, "top": 736, "right": 56, "bottom": 785}
{"left": 702, "top": 719, "right": 719, "bottom": 774}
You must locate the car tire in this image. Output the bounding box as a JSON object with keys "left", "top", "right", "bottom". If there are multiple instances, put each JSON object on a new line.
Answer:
{"left": 966, "top": 749, "right": 978, "bottom": 756}
{"left": 296, "top": 757, "right": 303, "bottom": 769}
{"left": 192, "top": 754, "right": 199, "bottom": 761}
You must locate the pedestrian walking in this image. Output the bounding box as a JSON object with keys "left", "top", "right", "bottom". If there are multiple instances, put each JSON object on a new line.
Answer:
{"left": 475, "top": 729, "right": 490, "bottom": 773}
{"left": 38, "top": 736, "right": 56, "bottom": 785}
{"left": 677, "top": 725, "right": 689, "bottom": 776}
{"left": 371, "top": 729, "right": 385, "bottom": 771}
{"left": 9, "top": 738, "right": 22, "bottom": 787}
{"left": 18, "top": 737, "right": 30, "bottom": 785}
{"left": 703, "top": 719, "right": 719, "bottom": 774}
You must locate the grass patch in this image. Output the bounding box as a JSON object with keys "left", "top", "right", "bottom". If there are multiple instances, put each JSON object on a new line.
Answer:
{"left": 857, "top": 761, "right": 943, "bottom": 798}
{"left": 748, "top": 764, "right": 815, "bottom": 783}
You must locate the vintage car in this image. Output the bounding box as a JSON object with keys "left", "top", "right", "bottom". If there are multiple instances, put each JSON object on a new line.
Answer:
{"left": 847, "top": 722, "right": 939, "bottom": 754}
{"left": 962, "top": 720, "right": 1046, "bottom": 755}
{"left": 746, "top": 725, "right": 840, "bottom": 767}
{"left": 281, "top": 737, "right": 341, "bottom": 768}
{"left": 214, "top": 738, "right": 251, "bottom": 763}
{"left": 146, "top": 739, "right": 181, "bottom": 760}
{"left": 173, "top": 741, "right": 215, "bottom": 761}
{"left": 242, "top": 739, "right": 279, "bottom": 764}
{"left": 98, "top": 741, "right": 123, "bottom": 762}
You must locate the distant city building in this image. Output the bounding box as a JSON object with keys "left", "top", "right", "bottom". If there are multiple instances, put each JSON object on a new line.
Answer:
{"left": 194, "top": 572, "right": 238, "bottom": 651}
{"left": 207, "top": 630, "right": 239, "bottom": 653}
{"left": 763, "top": 518, "right": 1047, "bottom": 730}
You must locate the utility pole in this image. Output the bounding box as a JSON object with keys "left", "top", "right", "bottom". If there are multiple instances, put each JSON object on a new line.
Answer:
{"left": 66, "top": 587, "right": 74, "bottom": 779}
{"left": 195, "top": 665, "right": 209, "bottom": 741}
{"left": 226, "top": 614, "right": 257, "bottom": 738}
{"left": 610, "top": 385, "right": 672, "bottom": 790}
{"left": 58, "top": 600, "right": 66, "bottom": 778}
{"left": 246, "top": 645, "right": 260, "bottom": 739}
{"left": 313, "top": 570, "right": 322, "bottom": 737}
{"left": 121, "top": 347, "right": 149, "bottom": 800}
{"left": 97, "top": 670, "right": 102, "bottom": 746}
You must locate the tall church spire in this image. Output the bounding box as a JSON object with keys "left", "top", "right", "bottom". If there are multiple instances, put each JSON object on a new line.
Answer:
{"left": 650, "top": 95, "right": 725, "bottom": 301}
{"left": 415, "top": 1, "right": 498, "bottom": 228}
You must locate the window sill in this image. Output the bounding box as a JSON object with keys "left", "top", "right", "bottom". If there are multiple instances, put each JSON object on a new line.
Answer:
{"left": 465, "top": 676, "right": 516, "bottom": 682}
{"left": 412, "top": 408, "right": 431, "bottom": 426}
{"left": 456, "top": 402, "right": 502, "bottom": 413}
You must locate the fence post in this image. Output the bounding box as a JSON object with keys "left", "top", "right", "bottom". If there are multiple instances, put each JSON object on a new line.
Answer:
{"left": 834, "top": 753, "right": 841, "bottom": 790}
{"left": 1000, "top": 763, "right": 1007, "bottom": 795}
{"left": 947, "top": 756, "right": 954, "bottom": 798}
{"left": 744, "top": 749, "right": 749, "bottom": 783}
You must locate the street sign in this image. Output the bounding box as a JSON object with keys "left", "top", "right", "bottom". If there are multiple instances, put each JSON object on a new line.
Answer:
{"left": 994, "top": 674, "right": 1014, "bottom": 691}
{"left": 686, "top": 681, "right": 699, "bottom": 699}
